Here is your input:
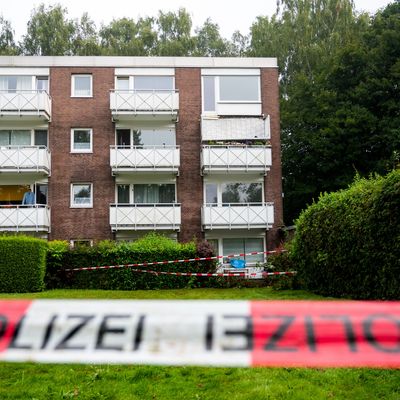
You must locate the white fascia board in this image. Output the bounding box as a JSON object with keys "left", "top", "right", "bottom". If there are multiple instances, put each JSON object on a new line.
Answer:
{"left": 115, "top": 68, "right": 175, "bottom": 76}
{"left": 0, "top": 56, "right": 277, "bottom": 69}
{"left": 201, "top": 68, "right": 260, "bottom": 76}
{"left": 0, "top": 67, "right": 49, "bottom": 75}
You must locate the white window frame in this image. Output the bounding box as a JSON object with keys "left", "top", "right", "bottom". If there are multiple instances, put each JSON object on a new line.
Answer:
{"left": 71, "top": 183, "right": 93, "bottom": 208}
{"left": 71, "top": 128, "right": 93, "bottom": 153}
{"left": 115, "top": 183, "right": 177, "bottom": 204}
{"left": 71, "top": 74, "right": 93, "bottom": 98}
{"left": 70, "top": 239, "right": 94, "bottom": 248}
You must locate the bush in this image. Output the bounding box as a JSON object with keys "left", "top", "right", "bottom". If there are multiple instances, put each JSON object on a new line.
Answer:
{"left": 46, "top": 233, "right": 218, "bottom": 290}
{"left": 292, "top": 170, "right": 400, "bottom": 299}
{"left": 0, "top": 235, "right": 47, "bottom": 293}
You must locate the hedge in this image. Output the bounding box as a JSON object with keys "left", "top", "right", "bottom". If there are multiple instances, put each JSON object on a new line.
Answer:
{"left": 46, "top": 233, "right": 218, "bottom": 290}
{"left": 292, "top": 170, "right": 400, "bottom": 299}
{"left": 0, "top": 235, "right": 47, "bottom": 293}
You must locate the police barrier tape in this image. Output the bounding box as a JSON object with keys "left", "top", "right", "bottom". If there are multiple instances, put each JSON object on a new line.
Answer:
{"left": 63, "top": 250, "right": 286, "bottom": 273}
{"left": 0, "top": 300, "right": 399, "bottom": 367}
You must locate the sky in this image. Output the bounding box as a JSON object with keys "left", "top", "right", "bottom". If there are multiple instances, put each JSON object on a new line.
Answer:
{"left": 0, "top": 0, "right": 395, "bottom": 42}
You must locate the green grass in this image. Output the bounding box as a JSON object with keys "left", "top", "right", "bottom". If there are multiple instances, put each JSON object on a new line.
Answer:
{"left": 0, "top": 288, "right": 399, "bottom": 400}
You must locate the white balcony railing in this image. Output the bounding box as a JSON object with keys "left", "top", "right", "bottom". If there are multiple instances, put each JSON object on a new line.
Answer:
{"left": 0, "top": 205, "right": 51, "bottom": 232}
{"left": 0, "top": 146, "right": 51, "bottom": 175}
{"left": 110, "top": 90, "right": 179, "bottom": 120}
{"left": 201, "top": 145, "right": 271, "bottom": 174}
{"left": 202, "top": 203, "right": 274, "bottom": 230}
{"left": 201, "top": 116, "right": 270, "bottom": 141}
{"left": 110, "top": 146, "right": 180, "bottom": 174}
{"left": 110, "top": 203, "right": 181, "bottom": 231}
{"left": 0, "top": 90, "right": 51, "bottom": 121}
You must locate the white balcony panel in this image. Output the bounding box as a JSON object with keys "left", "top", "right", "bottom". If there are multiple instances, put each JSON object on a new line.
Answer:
{"left": 201, "top": 116, "right": 270, "bottom": 141}
{"left": 110, "top": 146, "right": 180, "bottom": 174}
{"left": 202, "top": 203, "right": 274, "bottom": 230}
{"left": 110, "top": 204, "right": 181, "bottom": 231}
{"left": 0, "top": 205, "right": 50, "bottom": 232}
{"left": 215, "top": 103, "right": 261, "bottom": 116}
{"left": 110, "top": 90, "right": 179, "bottom": 121}
{"left": 0, "top": 146, "right": 51, "bottom": 175}
{"left": 0, "top": 91, "right": 51, "bottom": 121}
{"left": 201, "top": 145, "right": 271, "bottom": 174}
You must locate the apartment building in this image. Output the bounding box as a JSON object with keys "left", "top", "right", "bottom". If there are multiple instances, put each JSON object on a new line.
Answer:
{"left": 0, "top": 56, "right": 282, "bottom": 264}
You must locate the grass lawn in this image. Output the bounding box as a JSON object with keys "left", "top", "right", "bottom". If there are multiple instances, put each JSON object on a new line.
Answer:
{"left": 0, "top": 287, "right": 399, "bottom": 400}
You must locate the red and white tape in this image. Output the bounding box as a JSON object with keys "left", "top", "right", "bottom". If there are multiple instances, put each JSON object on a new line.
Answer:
{"left": 0, "top": 300, "right": 399, "bottom": 367}
{"left": 63, "top": 250, "right": 286, "bottom": 273}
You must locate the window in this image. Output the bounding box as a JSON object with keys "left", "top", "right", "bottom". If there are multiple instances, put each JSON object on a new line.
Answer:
{"left": 116, "top": 77, "right": 129, "bottom": 91}
{"left": 35, "top": 184, "right": 48, "bottom": 205}
{"left": 116, "top": 184, "right": 176, "bottom": 204}
{"left": 219, "top": 76, "right": 259, "bottom": 102}
{"left": 36, "top": 77, "right": 49, "bottom": 92}
{"left": 72, "top": 75, "right": 92, "bottom": 97}
{"left": 223, "top": 238, "right": 264, "bottom": 264}
{"left": 70, "top": 240, "right": 93, "bottom": 248}
{"left": 71, "top": 183, "right": 93, "bottom": 208}
{"left": 203, "top": 76, "right": 216, "bottom": 112}
{"left": 0, "top": 130, "right": 31, "bottom": 146}
{"left": 34, "top": 130, "right": 48, "bottom": 147}
{"left": 134, "top": 76, "right": 174, "bottom": 90}
{"left": 116, "top": 128, "right": 176, "bottom": 147}
{"left": 205, "top": 182, "right": 263, "bottom": 204}
{"left": 0, "top": 76, "right": 31, "bottom": 92}
{"left": 71, "top": 129, "right": 92, "bottom": 153}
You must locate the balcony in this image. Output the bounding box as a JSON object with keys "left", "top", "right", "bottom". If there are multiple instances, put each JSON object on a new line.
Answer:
{"left": 201, "top": 145, "right": 271, "bottom": 175}
{"left": 0, "top": 205, "right": 51, "bottom": 233}
{"left": 110, "top": 90, "right": 179, "bottom": 121}
{"left": 0, "top": 146, "right": 51, "bottom": 176}
{"left": 110, "top": 203, "right": 181, "bottom": 231}
{"left": 202, "top": 203, "right": 274, "bottom": 230}
{"left": 201, "top": 116, "right": 270, "bottom": 141}
{"left": 0, "top": 91, "right": 51, "bottom": 121}
{"left": 110, "top": 146, "right": 180, "bottom": 175}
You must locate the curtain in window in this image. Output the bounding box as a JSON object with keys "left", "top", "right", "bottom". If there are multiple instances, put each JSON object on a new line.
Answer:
{"left": 0, "top": 131, "right": 10, "bottom": 146}
{"left": 134, "top": 184, "right": 175, "bottom": 204}
{"left": 16, "top": 76, "right": 32, "bottom": 91}
{"left": 11, "top": 130, "right": 31, "bottom": 146}
{"left": 74, "top": 76, "right": 91, "bottom": 96}
{"left": 0, "top": 77, "right": 8, "bottom": 91}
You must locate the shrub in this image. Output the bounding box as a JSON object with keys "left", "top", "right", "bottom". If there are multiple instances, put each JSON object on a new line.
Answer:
{"left": 0, "top": 235, "right": 47, "bottom": 293}
{"left": 46, "top": 233, "right": 218, "bottom": 290}
{"left": 292, "top": 170, "right": 400, "bottom": 299}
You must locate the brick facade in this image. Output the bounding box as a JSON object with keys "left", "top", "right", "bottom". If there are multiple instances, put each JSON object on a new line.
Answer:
{"left": 175, "top": 68, "right": 203, "bottom": 243}
{"left": 48, "top": 67, "right": 115, "bottom": 241}
{"left": 261, "top": 68, "right": 284, "bottom": 248}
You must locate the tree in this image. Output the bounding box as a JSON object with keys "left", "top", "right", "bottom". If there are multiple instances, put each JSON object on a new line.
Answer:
{"left": 21, "top": 3, "right": 75, "bottom": 55}
{"left": 72, "top": 13, "right": 101, "bottom": 56}
{"left": 0, "top": 16, "right": 19, "bottom": 55}
{"left": 193, "top": 19, "right": 232, "bottom": 56}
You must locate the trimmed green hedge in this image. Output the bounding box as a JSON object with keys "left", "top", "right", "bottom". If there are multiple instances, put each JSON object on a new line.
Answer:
{"left": 292, "top": 170, "right": 400, "bottom": 299}
{"left": 0, "top": 236, "right": 47, "bottom": 293}
{"left": 46, "top": 233, "right": 218, "bottom": 290}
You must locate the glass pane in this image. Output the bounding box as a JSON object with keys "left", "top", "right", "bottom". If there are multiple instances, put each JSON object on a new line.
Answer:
{"left": 219, "top": 76, "right": 259, "bottom": 101}
{"left": 36, "top": 77, "right": 48, "bottom": 92}
{"left": 135, "top": 129, "right": 176, "bottom": 146}
{"left": 222, "top": 183, "right": 262, "bottom": 203}
{"left": 159, "top": 184, "right": 175, "bottom": 203}
{"left": 10, "top": 130, "right": 31, "bottom": 146}
{"left": 223, "top": 238, "right": 245, "bottom": 261}
{"left": 117, "top": 185, "right": 130, "bottom": 203}
{"left": 117, "top": 129, "right": 131, "bottom": 147}
{"left": 134, "top": 76, "right": 173, "bottom": 90}
{"left": 35, "top": 184, "right": 48, "bottom": 204}
{"left": 16, "top": 76, "right": 32, "bottom": 91}
{"left": 134, "top": 184, "right": 159, "bottom": 203}
{"left": 0, "top": 131, "right": 10, "bottom": 146}
{"left": 116, "top": 77, "right": 129, "bottom": 91}
{"left": 0, "top": 185, "right": 27, "bottom": 205}
{"left": 34, "top": 130, "right": 48, "bottom": 146}
{"left": 73, "top": 130, "right": 91, "bottom": 150}
{"left": 205, "top": 183, "right": 217, "bottom": 204}
{"left": 206, "top": 239, "right": 218, "bottom": 255}
{"left": 73, "top": 75, "right": 92, "bottom": 96}
{"left": 203, "top": 76, "right": 215, "bottom": 111}
{"left": 245, "top": 238, "right": 264, "bottom": 263}
{"left": 73, "top": 184, "right": 91, "bottom": 204}
{"left": 8, "top": 76, "right": 17, "bottom": 92}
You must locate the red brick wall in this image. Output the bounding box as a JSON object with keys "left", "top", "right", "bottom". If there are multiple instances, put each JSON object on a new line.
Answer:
{"left": 48, "top": 67, "right": 115, "bottom": 242}
{"left": 175, "top": 68, "right": 203, "bottom": 243}
{"left": 261, "top": 68, "right": 284, "bottom": 249}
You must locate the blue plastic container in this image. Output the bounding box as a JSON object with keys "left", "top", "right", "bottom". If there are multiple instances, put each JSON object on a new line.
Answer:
{"left": 229, "top": 259, "right": 246, "bottom": 268}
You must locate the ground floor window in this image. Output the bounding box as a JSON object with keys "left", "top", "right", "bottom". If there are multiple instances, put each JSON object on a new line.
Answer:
{"left": 222, "top": 238, "right": 264, "bottom": 264}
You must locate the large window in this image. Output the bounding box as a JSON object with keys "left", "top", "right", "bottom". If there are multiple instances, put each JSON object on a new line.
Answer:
{"left": 115, "top": 76, "right": 174, "bottom": 91}
{"left": 116, "top": 128, "right": 176, "bottom": 147}
{"left": 71, "top": 128, "right": 92, "bottom": 153}
{"left": 0, "top": 130, "right": 31, "bottom": 146}
{"left": 71, "top": 183, "right": 93, "bottom": 208}
{"left": 223, "top": 238, "right": 264, "bottom": 264}
{"left": 0, "top": 76, "right": 31, "bottom": 92}
{"left": 205, "top": 182, "right": 263, "bottom": 204}
{"left": 219, "top": 76, "right": 260, "bottom": 102}
{"left": 71, "top": 75, "right": 92, "bottom": 97}
{"left": 117, "top": 184, "right": 176, "bottom": 204}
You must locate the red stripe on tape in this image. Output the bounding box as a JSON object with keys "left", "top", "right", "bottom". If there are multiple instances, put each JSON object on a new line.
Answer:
{"left": 251, "top": 301, "right": 400, "bottom": 368}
